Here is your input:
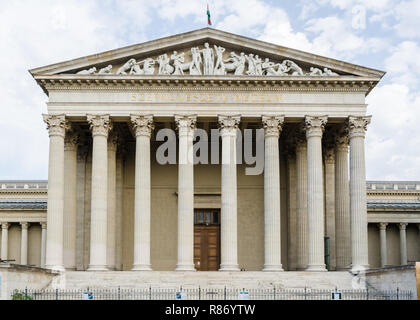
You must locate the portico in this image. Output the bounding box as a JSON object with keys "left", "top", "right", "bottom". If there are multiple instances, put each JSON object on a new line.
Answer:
{"left": 28, "top": 28, "right": 387, "bottom": 272}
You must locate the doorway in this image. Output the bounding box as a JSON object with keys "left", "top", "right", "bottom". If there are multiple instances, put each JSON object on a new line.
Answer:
{"left": 193, "top": 209, "right": 221, "bottom": 271}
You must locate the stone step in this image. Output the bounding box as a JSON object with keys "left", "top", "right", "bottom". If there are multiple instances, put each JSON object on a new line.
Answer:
{"left": 53, "top": 271, "right": 359, "bottom": 290}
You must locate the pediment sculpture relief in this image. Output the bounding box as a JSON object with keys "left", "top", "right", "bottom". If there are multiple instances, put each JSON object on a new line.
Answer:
{"left": 74, "top": 43, "right": 339, "bottom": 77}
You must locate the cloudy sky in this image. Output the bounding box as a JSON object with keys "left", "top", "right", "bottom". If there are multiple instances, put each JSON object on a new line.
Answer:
{"left": 0, "top": 0, "right": 419, "bottom": 181}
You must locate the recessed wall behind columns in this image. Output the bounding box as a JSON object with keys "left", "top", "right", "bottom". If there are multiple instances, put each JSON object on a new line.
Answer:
{"left": 120, "top": 140, "right": 288, "bottom": 271}
{"left": 368, "top": 224, "right": 380, "bottom": 268}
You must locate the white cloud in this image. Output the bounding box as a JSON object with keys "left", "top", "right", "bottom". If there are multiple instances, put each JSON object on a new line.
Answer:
{"left": 393, "top": 0, "right": 420, "bottom": 38}
{"left": 366, "top": 83, "right": 420, "bottom": 180}
{"left": 385, "top": 41, "right": 420, "bottom": 87}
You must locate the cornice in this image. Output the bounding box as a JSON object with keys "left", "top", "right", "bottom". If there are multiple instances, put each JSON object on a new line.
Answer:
{"left": 35, "top": 75, "right": 378, "bottom": 96}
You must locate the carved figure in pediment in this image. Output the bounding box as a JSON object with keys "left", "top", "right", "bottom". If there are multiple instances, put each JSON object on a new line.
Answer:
{"left": 98, "top": 65, "right": 113, "bottom": 74}
{"left": 171, "top": 51, "right": 192, "bottom": 75}
{"left": 199, "top": 42, "right": 215, "bottom": 75}
{"left": 224, "top": 52, "right": 246, "bottom": 75}
{"left": 262, "top": 59, "right": 287, "bottom": 76}
{"left": 157, "top": 54, "right": 174, "bottom": 75}
{"left": 246, "top": 54, "right": 257, "bottom": 76}
{"left": 254, "top": 55, "right": 263, "bottom": 76}
{"left": 77, "top": 67, "right": 97, "bottom": 75}
{"left": 214, "top": 45, "right": 226, "bottom": 75}
{"left": 282, "top": 60, "right": 304, "bottom": 76}
{"left": 323, "top": 68, "right": 338, "bottom": 76}
{"left": 117, "top": 59, "right": 136, "bottom": 75}
{"left": 141, "top": 58, "right": 156, "bottom": 75}
{"left": 190, "top": 47, "right": 202, "bottom": 75}
{"left": 308, "top": 67, "right": 323, "bottom": 76}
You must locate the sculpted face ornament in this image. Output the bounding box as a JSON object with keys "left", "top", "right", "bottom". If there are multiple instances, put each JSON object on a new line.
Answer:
{"left": 73, "top": 43, "right": 341, "bottom": 77}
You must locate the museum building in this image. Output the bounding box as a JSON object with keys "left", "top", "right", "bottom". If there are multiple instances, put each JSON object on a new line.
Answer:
{"left": 0, "top": 29, "right": 419, "bottom": 275}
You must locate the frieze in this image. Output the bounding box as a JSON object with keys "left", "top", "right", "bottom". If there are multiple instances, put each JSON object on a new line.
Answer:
{"left": 74, "top": 43, "right": 340, "bottom": 78}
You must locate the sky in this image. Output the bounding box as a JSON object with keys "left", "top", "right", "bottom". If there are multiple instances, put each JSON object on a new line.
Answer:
{"left": 0, "top": 0, "right": 419, "bottom": 181}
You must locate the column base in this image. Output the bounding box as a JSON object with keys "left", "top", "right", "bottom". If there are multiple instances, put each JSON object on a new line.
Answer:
{"left": 175, "top": 264, "right": 196, "bottom": 271}
{"left": 219, "top": 264, "right": 240, "bottom": 272}
{"left": 263, "top": 265, "right": 284, "bottom": 272}
{"left": 132, "top": 264, "right": 152, "bottom": 271}
{"left": 87, "top": 265, "right": 109, "bottom": 271}
{"left": 65, "top": 267, "right": 77, "bottom": 271}
{"left": 45, "top": 265, "right": 65, "bottom": 272}
{"left": 296, "top": 267, "right": 308, "bottom": 271}
{"left": 335, "top": 266, "right": 351, "bottom": 271}
{"left": 305, "top": 264, "right": 327, "bottom": 272}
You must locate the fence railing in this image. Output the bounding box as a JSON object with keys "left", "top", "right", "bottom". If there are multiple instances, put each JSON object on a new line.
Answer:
{"left": 10, "top": 287, "right": 412, "bottom": 300}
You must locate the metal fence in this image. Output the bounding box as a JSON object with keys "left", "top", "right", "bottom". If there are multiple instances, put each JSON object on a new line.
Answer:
{"left": 10, "top": 287, "right": 413, "bottom": 300}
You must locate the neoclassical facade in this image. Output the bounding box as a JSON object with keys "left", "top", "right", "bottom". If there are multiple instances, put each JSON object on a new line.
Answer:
{"left": 1, "top": 29, "right": 419, "bottom": 273}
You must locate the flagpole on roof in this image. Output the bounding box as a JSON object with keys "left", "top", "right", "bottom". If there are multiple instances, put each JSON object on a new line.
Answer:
{"left": 207, "top": 3, "right": 212, "bottom": 27}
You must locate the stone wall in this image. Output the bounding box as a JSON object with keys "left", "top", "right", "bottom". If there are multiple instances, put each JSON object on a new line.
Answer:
{"left": 365, "top": 266, "right": 417, "bottom": 299}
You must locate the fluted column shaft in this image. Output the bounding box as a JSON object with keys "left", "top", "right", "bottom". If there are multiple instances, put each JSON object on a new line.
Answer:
{"left": 63, "top": 131, "right": 79, "bottom": 270}
{"left": 295, "top": 136, "right": 308, "bottom": 270}
{"left": 262, "top": 116, "right": 284, "bottom": 271}
{"left": 379, "top": 223, "right": 387, "bottom": 268}
{"left": 219, "top": 115, "right": 241, "bottom": 271}
{"left": 1, "top": 223, "right": 9, "bottom": 261}
{"left": 43, "top": 114, "right": 67, "bottom": 271}
{"left": 305, "top": 116, "right": 328, "bottom": 271}
{"left": 131, "top": 115, "right": 154, "bottom": 271}
{"left": 20, "top": 222, "right": 29, "bottom": 265}
{"left": 41, "top": 222, "right": 47, "bottom": 268}
{"left": 175, "top": 115, "right": 197, "bottom": 271}
{"left": 335, "top": 132, "right": 351, "bottom": 270}
{"left": 107, "top": 133, "right": 118, "bottom": 270}
{"left": 87, "top": 114, "right": 112, "bottom": 271}
{"left": 399, "top": 223, "right": 408, "bottom": 265}
{"left": 115, "top": 149, "right": 124, "bottom": 270}
{"left": 348, "top": 116, "right": 371, "bottom": 271}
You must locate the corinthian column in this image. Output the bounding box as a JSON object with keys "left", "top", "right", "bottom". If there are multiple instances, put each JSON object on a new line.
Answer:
{"left": 378, "top": 222, "right": 387, "bottom": 268}
{"left": 87, "top": 114, "right": 112, "bottom": 271}
{"left": 335, "top": 127, "right": 351, "bottom": 270}
{"left": 131, "top": 115, "right": 154, "bottom": 271}
{"left": 43, "top": 114, "right": 68, "bottom": 271}
{"left": 305, "top": 115, "right": 328, "bottom": 271}
{"left": 295, "top": 129, "right": 308, "bottom": 270}
{"left": 218, "top": 115, "right": 241, "bottom": 271}
{"left": 107, "top": 131, "right": 118, "bottom": 270}
{"left": 175, "top": 115, "right": 197, "bottom": 271}
{"left": 63, "top": 130, "right": 79, "bottom": 270}
{"left": 348, "top": 116, "right": 371, "bottom": 271}
{"left": 399, "top": 223, "right": 408, "bottom": 265}
{"left": 262, "top": 115, "right": 284, "bottom": 271}
{"left": 1, "top": 223, "right": 9, "bottom": 261}
{"left": 20, "top": 222, "right": 29, "bottom": 265}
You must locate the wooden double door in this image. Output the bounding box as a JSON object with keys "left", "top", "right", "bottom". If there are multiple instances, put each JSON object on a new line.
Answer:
{"left": 193, "top": 209, "right": 221, "bottom": 271}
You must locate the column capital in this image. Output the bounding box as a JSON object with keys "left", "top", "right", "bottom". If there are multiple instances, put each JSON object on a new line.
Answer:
{"left": 175, "top": 115, "right": 197, "bottom": 133}
{"left": 295, "top": 125, "right": 307, "bottom": 152}
{"left": 323, "top": 148, "right": 335, "bottom": 164}
{"left": 335, "top": 125, "right": 349, "bottom": 151}
{"left": 130, "top": 115, "right": 154, "bottom": 138}
{"left": 218, "top": 115, "right": 241, "bottom": 136}
{"left": 262, "top": 115, "right": 284, "bottom": 138}
{"left": 1, "top": 222, "right": 10, "bottom": 230}
{"left": 77, "top": 144, "right": 89, "bottom": 162}
{"left": 43, "top": 114, "right": 69, "bottom": 138}
{"left": 378, "top": 222, "right": 388, "bottom": 230}
{"left": 20, "top": 222, "right": 29, "bottom": 229}
{"left": 304, "top": 115, "right": 328, "bottom": 138}
{"left": 64, "top": 130, "right": 80, "bottom": 151}
{"left": 40, "top": 222, "right": 47, "bottom": 229}
{"left": 87, "top": 114, "right": 112, "bottom": 137}
{"left": 348, "top": 116, "right": 371, "bottom": 139}
{"left": 399, "top": 222, "right": 408, "bottom": 230}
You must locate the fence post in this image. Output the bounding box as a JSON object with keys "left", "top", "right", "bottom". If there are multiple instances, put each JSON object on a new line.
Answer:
{"left": 55, "top": 288, "right": 58, "bottom": 301}
{"left": 25, "top": 287, "right": 28, "bottom": 301}
{"left": 273, "top": 286, "right": 276, "bottom": 300}
{"left": 304, "top": 286, "right": 307, "bottom": 301}
{"left": 366, "top": 287, "right": 369, "bottom": 300}
{"left": 118, "top": 287, "right": 121, "bottom": 300}
{"left": 224, "top": 286, "right": 227, "bottom": 300}
{"left": 396, "top": 287, "right": 399, "bottom": 300}
{"left": 149, "top": 286, "right": 152, "bottom": 300}
{"left": 199, "top": 286, "right": 201, "bottom": 300}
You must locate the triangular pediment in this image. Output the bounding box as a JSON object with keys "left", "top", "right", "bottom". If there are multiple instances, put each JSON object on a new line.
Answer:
{"left": 30, "top": 28, "right": 385, "bottom": 80}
